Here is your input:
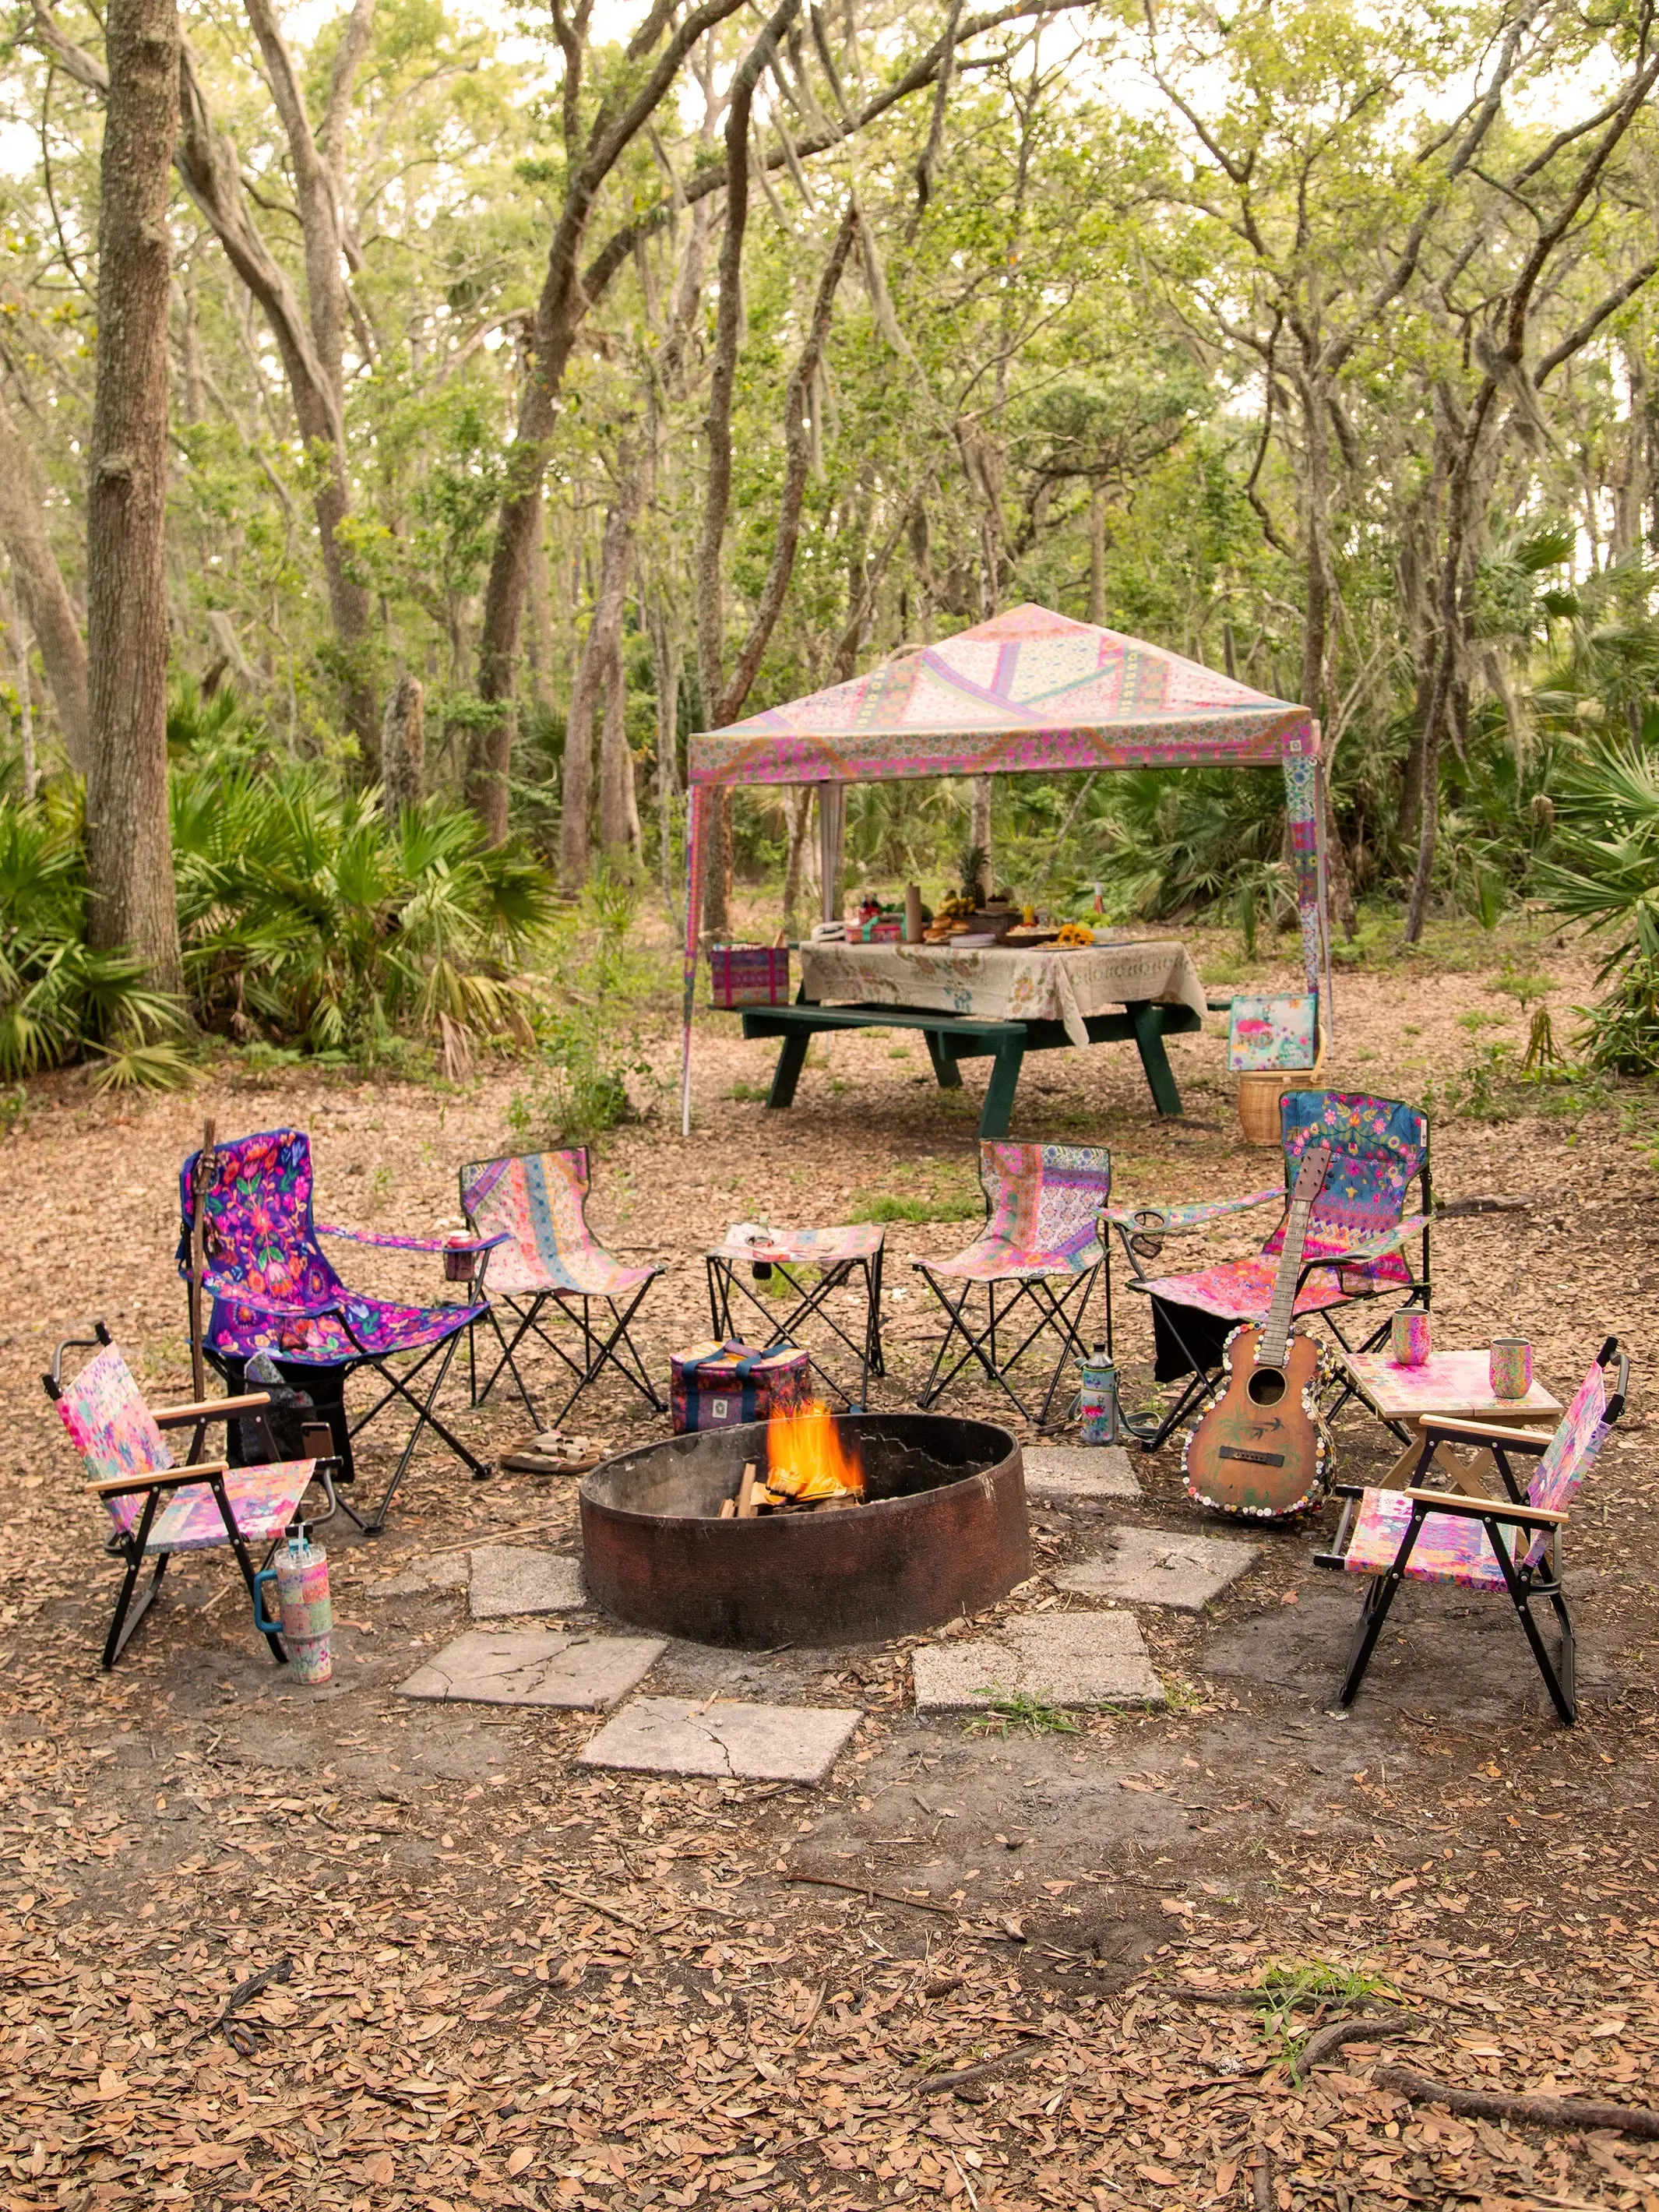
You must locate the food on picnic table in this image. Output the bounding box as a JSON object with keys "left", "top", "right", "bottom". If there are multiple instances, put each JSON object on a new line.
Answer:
{"left": 1054, "top": 921, "right": 1096, "bottom": 947}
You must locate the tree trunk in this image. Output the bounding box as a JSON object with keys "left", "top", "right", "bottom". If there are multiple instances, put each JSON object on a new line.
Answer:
{"left": 562, "top": 473, "right": 642, "bottom": 886}
{"left": 646, "top": 594, "right": 682, "bottom": 920}
{"left": 783, "top": 784, "right": 815, "bottom": 939}
{"left": 525, "top": 495, "right": 554, "bottom": 710}
{"left": 2, "top": 577, "right": 38, "bottom": 802}
{"left": 1088, "top": 484, "right": 1107, "bottom": 625}
{"left": 85, "top": 0, "right": 182, "bottom": 992}
{"left": 381, "top": 671, "right": 424, "bottom": 819}
{"left": 970, "top": 776, "right": 993, "bottom": 892}
{"left": 0, "top": 389, "right": 91, "bottom": 772}
{"left": 598, "top": 629, "right": 640, "bottom": 859}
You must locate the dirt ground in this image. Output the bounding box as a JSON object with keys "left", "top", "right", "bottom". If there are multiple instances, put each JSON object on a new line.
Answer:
{"left": 2, "top": 922, "right": 1657, "bottom": 2212}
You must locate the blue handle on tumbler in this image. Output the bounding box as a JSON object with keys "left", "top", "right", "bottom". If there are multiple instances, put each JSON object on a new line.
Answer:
{"left": 252, "top": 1566, "right": 283, "bottom": 1636}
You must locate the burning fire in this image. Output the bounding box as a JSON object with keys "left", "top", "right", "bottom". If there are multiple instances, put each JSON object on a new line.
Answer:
{"left": 764, "top": 1401, "right": 865, "bottom": 1504}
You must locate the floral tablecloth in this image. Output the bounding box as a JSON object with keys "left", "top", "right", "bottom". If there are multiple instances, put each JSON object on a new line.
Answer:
{"left": 798, "top": 939, "right": 1206, "bottom": 1048}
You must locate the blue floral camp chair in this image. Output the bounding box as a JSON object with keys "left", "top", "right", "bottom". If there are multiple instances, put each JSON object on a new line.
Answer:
{"left": 178, "top": 1129, "right": 499, "bottom": 1532}
{"left": 1316, "top": 1338, "right": 1627, "bottom": 1724}
{"left": 1103, "top": 1091, "right": 1432, "bottom": 1446}
{"left": 44, "top": 1324, "right": 338, "bottom": 1668}
{"left": 912, "top": 1142, "right": 1112, "bottom": 1428}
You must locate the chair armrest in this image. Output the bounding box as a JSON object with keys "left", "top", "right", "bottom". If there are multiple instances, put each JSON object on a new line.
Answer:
{"left": 200, "top": 1280, "right": 343, "bottom": 1319}
{"left": 315, "top": 1224, "right": 509, "bottom": 1254}
{"left": 1298, "top": 1213, "right": 1432, "bottom": 1278}
{"left": 154, "top": 1393, "right": 271, "bottom": 1428}
{"left": 90, "top": 1464, "right": 229, "bottom": 1498}
{"left": 1399, "top": 1486, "right": 1568, "bottom": 1528}
{"left": 1419, "top": 1415, "right": 1551, "bottom": 1451}
{"left": 1102, "top": 1187, "right": 1281, "bottom": 1235}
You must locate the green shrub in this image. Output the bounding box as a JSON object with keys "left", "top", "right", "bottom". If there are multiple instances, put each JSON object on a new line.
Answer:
{"left": 0, "top": 794, "right": 186, "bottom": 1086}
{"left": 508, "top": 869, "right": 663, "bottom": 1147}
{"left": 1535, "top": 739, "right": 1659, "bottom": 1075}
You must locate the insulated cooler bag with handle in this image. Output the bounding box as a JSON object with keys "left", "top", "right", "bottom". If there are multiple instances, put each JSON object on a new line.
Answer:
{"left": 671, "top": 1339, "right": 812, "bottom": 1433}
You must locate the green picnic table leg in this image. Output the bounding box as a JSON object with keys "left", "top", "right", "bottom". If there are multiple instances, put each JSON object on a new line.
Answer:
{"left": 1129, "top": 1001, "right": 1184, "bottom": 1118}
{"left": 923, "top": 1027, "right": 963, "bottom": 1089}
{"left": 977, "top": 1033, "right": 1026, "bottom": 1140}
{"left": 767, "top": 1028, "right": 813, "bottom": 1109}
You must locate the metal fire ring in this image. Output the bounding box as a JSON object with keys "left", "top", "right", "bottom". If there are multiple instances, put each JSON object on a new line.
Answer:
{"left": 579, "top": 1412, "right": 1028, "bottom": 1648}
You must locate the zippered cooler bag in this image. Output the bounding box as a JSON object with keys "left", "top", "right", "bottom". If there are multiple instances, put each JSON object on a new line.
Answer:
{"left": 670, "top": 1339, "right": 812, "bottom": 1434}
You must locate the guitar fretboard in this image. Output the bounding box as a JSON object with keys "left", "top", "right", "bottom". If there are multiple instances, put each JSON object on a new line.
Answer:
{"left": 1259, "top": 1192, "right": 1319, "bottom": 1370}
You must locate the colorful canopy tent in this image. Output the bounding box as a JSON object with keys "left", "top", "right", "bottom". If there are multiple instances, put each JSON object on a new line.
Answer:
{"left": 682, "top": 603, "right": 1330, "bottom": 1132}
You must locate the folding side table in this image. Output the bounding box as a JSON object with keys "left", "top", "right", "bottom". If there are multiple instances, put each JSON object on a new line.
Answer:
{"left": 706, "top": 1224, "right": 886, "bottom": 1409}
{"left": 1335, "top": 1348, "right": 1562, "bottom": 1493}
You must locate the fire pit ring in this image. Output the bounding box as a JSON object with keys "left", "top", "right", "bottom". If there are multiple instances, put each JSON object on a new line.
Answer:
{"left": 579, "top": 1412, "right": 1028, "bottom": 1647}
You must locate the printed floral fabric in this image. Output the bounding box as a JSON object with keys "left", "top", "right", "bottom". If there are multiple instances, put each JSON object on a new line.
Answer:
{"left": 460, "top": 1151, "right": 658, "bottom": 1300}
{"left": 1262, "top": 1092, "right": 1428, "bottom": 1290}
{"left": 922, "top": 1142, "right": 1111, "bottom": 1281}
{"left": 1521, "top": 1357, "right": 1612, "bottom": 1569}
{"left": 1141, "top": 1252, "right": 1355, "bottom": 1323}
{"left": 1341, "top": 1489, "right": 1526, "bottom": 1591}
{"left": 111, "top": 1462, "right": 318, "bottom": 1553}
{"left": 1227, "top": 994, "right": 1319, "bottom": 1072}
{"left": 179, "top": 1129, "right": 484, "bottom": 1364}
{"left": 1103, "top": 1189, "right": 1280, "bottom": 1235}
{"left": 710, "top": 1224, "right": 886, "bottom": 1265}
{"left": 55, "top": 1346, "right": 175, "bottom": 1485}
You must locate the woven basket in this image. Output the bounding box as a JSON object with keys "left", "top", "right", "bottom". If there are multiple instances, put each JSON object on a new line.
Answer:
{"left": 1236, "top": 1048, "right": 1326, "bottom": 1147}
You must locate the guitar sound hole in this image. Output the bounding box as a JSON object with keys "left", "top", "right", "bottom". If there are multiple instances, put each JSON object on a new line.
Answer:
{"left": 1247, "top": 1368, "right": 1288, "bottom": 1407}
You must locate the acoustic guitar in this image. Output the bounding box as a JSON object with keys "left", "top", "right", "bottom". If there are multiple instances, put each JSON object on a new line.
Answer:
{"left": 1182, "top": 1142, "right": 1333, "bottom": 1520}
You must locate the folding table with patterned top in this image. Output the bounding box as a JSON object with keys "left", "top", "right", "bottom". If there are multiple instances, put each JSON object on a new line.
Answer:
{"left": 706, "top": 1223, "right": 886, "bottom": 1409}
{"left": 1337, "top": 1347, "right": 1562, "bottom": 1494}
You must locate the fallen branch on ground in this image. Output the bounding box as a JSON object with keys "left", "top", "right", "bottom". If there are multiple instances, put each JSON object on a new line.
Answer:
{"left": 923, "top": 2031, "right": 1051, "bottom": 2098}
{"left": 785, "top": 1870, "right": 960, "bottom": 1915}
{"left": 1298, "top": 2010, "right": 1419, "bottom": 2072}
{"left": 1378, "top": 2067, "right": 1659, "bottom": 2139}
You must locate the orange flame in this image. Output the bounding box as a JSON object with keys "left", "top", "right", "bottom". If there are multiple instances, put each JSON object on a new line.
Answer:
{"left": 765, "top": 1401, "right": 865, "bottom": 1501}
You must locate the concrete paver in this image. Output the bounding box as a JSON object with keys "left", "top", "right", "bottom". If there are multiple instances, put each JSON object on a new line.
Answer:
{"left": 579, "top": 1697, "right": 860, "bottom": 1782}
{"left": 1052, "top": 1523, "right": 1258, "bottom": 1611}
{"left": 470, "top": 1546, "right": 586, "bottom": 1620}
{"left": 397, "top": 1629, "right": 664, "bottom": 1709}
{"left": 1022, "top": 1445, "right": 1142, "bottom": 1508}
{"left": 912, "top": 1612, "right": 1164, "bottom": 1714}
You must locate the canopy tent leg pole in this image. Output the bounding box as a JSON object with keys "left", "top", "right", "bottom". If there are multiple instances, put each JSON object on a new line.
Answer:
{"left": 1284, "top": 740, "right": 1329, "bottom": 1037}
{"left": 817, "top": 783, "right": 845, "bottom": 925}
{"left": 1314, "top": 745, "right": 1337, "bottom": 1043}
{"left": 681, "top": 784, "right": 708, "bottom": 1138}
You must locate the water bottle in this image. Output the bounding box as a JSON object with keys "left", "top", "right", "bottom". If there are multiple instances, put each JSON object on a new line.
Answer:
{"left": 255, "top": 1523, "right": 333, "bottom": 1685}
{"left": 1077, "top": 1340, "right": 1120, "bottom": 1446}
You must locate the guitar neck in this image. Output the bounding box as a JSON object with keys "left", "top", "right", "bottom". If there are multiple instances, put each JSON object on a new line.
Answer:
{"left": 1259, "top": 1196, "right": 1315, "bottom": 1368}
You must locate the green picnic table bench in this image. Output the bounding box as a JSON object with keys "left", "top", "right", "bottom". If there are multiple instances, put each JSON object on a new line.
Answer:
{"left": 736, "top": 994, "right": 1202, "bottom": 1139}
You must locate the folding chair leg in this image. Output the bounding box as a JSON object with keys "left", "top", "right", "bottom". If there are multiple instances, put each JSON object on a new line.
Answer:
{"left": 104, "top": 1548, "right": 169, "bottom": 1669}
{"left": 1339, "top": 1566, "right": 1405, "bottom": 1707}
{"left": 1513, "top": 1587, "right": 1577, "bottom": 1724}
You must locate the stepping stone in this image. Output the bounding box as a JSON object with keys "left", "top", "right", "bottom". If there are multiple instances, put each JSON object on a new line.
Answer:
{"left": 1052, "top": 1523, "right": 1258, "bottom": 1612}
{"left": 583, "top": 1696, "right": 859, "bottom": 1784}
{"left": 1023, "top": 1445, "right": 1142, "bottom": 1508}
{"left": 398, "top": 1630, "right": 664, "bottom": 1710}
{"left": 470, "top": 1547, "right": 586, "bottom": 1620}
{"left": 579, "top": 1697, "right": 860, "bottom": 1784}
{"left": 372, "top": 1554, "right": 470, "bottom": 1597}
{"left": 912, "top": 1613, "right": 1164, "bottom": 1714}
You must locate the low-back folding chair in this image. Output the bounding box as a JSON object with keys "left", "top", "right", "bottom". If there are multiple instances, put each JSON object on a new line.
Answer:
{"left": 1316, "top": 1337, "right": 1627, "bottom": 1724}
{"left": 1104, "top": 1090, "right": 1432, "bottom": 1447}
{"left": 44, "top": 1324, "right": 338, "bottom": 1668}
{"left": 911, "top": 1142, "right": 1111, "bottom": 1429}
{"left": 459, "top": 1150, "right": 665, "bottom": 1429}
{"left": 178, "top": 1129, "right": 498, "bottom": 1533}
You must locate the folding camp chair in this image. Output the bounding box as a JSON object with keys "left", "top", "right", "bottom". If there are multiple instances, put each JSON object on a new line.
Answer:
{"left": 178, "top": 1129, "right": 498, "bottom": 1534}
{"left": 459, "top": 1150, "right": 665, "bottom": 1428}
{"left": 1316, "top": 1337, "right": 1627, "bottom": 1724}
{"left": 1103, "top": 1090, "right": 1432, "bottom": 1447}
{"left": 44, "top": 1324, "right": 339, "bottom": 1668}
{"left": 912, "top": 1142, "right": 1111, "bottom": 1429}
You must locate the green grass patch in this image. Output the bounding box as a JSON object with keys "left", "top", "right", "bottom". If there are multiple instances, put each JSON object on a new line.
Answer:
{"left": 848, "top": 1184, "right": 981, "bottom": 1224}
{"left": 966, "top": 1687, "right": 1082, "bottom": 1738}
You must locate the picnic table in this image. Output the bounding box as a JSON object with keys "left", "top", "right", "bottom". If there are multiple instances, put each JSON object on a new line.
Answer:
{"left": 731, "top": 938, "right": 1208, "bottom": 1138}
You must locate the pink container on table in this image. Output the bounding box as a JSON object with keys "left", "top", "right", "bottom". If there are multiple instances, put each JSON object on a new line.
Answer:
{"left": 1489, "top": 1337, "right": 1534, "bottom": 1400}
{"left": 1390, "top": 1310, "right": 1432, "bottom": 1368}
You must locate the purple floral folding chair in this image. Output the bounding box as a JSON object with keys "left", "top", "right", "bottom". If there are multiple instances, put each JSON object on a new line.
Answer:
{"left": 178, "top": 1129, "right": 500, "bottom": 1533}
{"left": 1103, "top": 1090, "right": 1432, "bottom": 1446}
{"left": 44, "top": 1324, "right": 338, "bottom": 1668}
{"left": 1316, "top": 1338, "right": 1627, "bottom": 1724}
{"left": 459, "top": 1150, "right": 665, "bottom": 1428}
{"left": 911, "top": 1142, "right": 1111, "bottom": 1429}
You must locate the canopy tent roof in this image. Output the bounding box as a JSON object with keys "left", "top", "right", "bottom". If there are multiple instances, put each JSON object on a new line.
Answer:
{"left": 690, "top": 603, "right": 1313, "bottom": 787}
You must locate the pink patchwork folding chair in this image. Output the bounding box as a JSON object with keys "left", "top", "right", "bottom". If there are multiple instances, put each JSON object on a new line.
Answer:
{"left": 1316, "top": 1337, "right": 1627, "bottom": 1724}
{"left": 44, "top": 1325, "right": 338, "bottom": 1669}
{"left": 460, "top": 1150, "right": 665, "bottom": 1428}
{"left": 706, "top": 1223, "right": 886, "bottom": 1408}
{"left": 1104, "top": 1090, "right": 1432, "bottom": 1446}
{"left": 911, "top": 1142, "right": 1111, "bottom": 1429}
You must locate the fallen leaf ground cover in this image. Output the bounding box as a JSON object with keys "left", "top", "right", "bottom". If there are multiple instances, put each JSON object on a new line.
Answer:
{"left": 2, "top": 918, "right": 1657, "bottom": 2212}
